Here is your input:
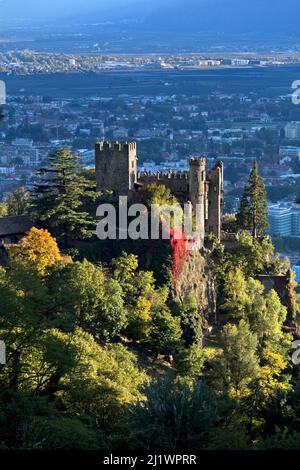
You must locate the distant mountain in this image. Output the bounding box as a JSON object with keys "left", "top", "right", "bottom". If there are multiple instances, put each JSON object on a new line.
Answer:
{"left": 140, "top": 0, "right": 300, "bottom": 34}
{"left": 65, "top": 0, "right": 300, "bottom": 37}
{"left": 1, "top": 0, "right": 300, "bottom": 38}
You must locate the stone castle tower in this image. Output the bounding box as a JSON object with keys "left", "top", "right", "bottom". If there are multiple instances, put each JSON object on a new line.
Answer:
{"left": 206, "top": 162, "right": 224, "bottom": 241}
{"left": 188, "top": 157, "right": 207, "bottom": 241}
{"left": 95, "top": 141, "right": 137, "bottom": 196}
{"left": 95, "top": 141, "right": 223, "bottom": 239}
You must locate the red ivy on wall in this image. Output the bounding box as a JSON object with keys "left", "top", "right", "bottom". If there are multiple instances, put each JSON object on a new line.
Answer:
{"left": 169, "top": 229, "right": 189, "bottom": 282}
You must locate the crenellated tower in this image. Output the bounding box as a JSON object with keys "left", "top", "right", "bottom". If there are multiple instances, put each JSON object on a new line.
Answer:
{"left": 188, "top": 157, "right": 206, "bottom": 212}
{"left": 206, "top": 162, "right": 224, "bottom": 240}
{"left": 95, "top": 141, "right": 137, "bottom": 196}
{"left": 188, "top": 157, "right": 207, "bottom": 241}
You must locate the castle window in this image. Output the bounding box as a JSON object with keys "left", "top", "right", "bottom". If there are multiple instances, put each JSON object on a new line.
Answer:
{"left": 132, "top": 161, "right": 135, "bottom": 169}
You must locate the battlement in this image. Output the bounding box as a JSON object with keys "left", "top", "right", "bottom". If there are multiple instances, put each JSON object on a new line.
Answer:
{"left": 189, "top": 156, "right": 206, "bottom": 167}
{"left": 139, "top": 170, "right": 189, "bottom": 180}
{"left": 96, "top": 140, "right": 137, "bottom": 153}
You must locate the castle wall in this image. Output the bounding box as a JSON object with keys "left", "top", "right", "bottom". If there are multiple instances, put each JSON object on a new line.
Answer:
{"left": 138, "top": 172, "right": 189, "bottom": 203}
{"left": 256, "top": 270, "right": 295, "bottom": 315}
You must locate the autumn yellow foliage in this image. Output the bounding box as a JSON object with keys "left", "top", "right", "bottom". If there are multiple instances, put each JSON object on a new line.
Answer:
{"left": 10, "top": 227, "right": 62, "bottom": 275}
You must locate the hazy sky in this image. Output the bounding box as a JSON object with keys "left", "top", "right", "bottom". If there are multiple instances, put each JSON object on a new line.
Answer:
{"left": 0, "top": 0, "right": 145, "bottom": 18}
{"left": 1, "top": 0, "right": 299, "bottom": 35}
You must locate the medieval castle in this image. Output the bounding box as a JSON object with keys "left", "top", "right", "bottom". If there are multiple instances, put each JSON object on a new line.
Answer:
{"left": 95, "top": 141, "right": 224, "bottom": 240}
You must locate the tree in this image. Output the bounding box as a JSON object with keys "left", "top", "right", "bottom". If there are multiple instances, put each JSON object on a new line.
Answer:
{"left": 6, "top": 187, "right": 31, "bottom": 216}
{"left": 112, "top": 251, "right": 139, "bottom": 299}
{"left": 30, "top": 149, "right": 98, "bottom": 245}
{"left": 47, "top": 259, "right": 127, "bottom": 340}
{"left": 236, "top": 193, "right": 251, "bottom": 233}
{"left": 139, "top": 182, "right": 183, "bottom": 232}
{"left": 126, "top": 296, "right": 152, "bottom": 341}
{"left": 242, "top": 349, "right": 290, "bottom": 437}
{"left": 27, "top": 417, "right": 99, "bottom": 450}
{"left": 222, "top": 213, "right": 238, "bottom": 233}
{"left": 0, "top": 263, "right": 61, "bottom": 447}
{"left": 59, "top": 330, "right": 146, "bottom": 431}
{"left": 9, "top": 227, "right": 62, "bottom": 276}
{"left": 174, "top": 343, "right": 205, "bottom": 379}
{"left": 112, "top": 251, "right": 169, "bottom": 342}
{"left": 149, "top": 309, "right": 183, "bottom": 357}
{"left": 237, "top": 161, "right": 268, "bottom": 238}
{"left": 220, "top": 268, "right": 249, "bottom": 318}
{"left": 176, "top": 295, "right": 202, "bottom": 345}
{"left": 246, "top": 285, "right": 288, "bottom": 351}
{"left": 139, "top": 182, "right": 178, "bottom": 207}
{"left": 0, "top": 202, "right": 8, "bottom": 216}
{"left": 212, "top": 231, "right": 285, "bottom": 283}
{"left": 0, "top": 248, "right": 144, "bottom": 449}
{"left": 129, "top": 377, "right": 218, "bottom": 450}
{"left": 231, "top": 231, "right": 283, "bottom": 277}
{"left": 215, "top": 320, "right": 260, "bottom": 395}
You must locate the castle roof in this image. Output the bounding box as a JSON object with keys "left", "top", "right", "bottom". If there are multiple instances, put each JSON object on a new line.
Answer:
{"left": 0, "top": 215, "right": 35, "bottom": 238}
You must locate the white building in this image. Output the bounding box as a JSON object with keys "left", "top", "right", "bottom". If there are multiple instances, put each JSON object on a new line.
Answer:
{"left": 0, "top": 80, "right": 6, "bottom": 105}
{"left": 0, "top": 166, "right": 15, "bottom": 175}
{"left": 268, "top": 202, "right": 300, "bottom": 237}
{"left": 268, "top": 203, "right": 292, "bottom": 236}
{"left": 279, "top": 146, "right": 300, "bottom": 160}
{"left": 12, "top": 138, "right": 33, "bottom": 148}
{"left": 285, "top": 122, "right": 300, "bottom": 139}
{"left": 231, "top": 59, "right": 250, "bottom": 66}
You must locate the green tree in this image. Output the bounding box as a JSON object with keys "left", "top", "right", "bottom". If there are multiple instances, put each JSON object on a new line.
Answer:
{"left": 176, "top": 295, "right": 202, "bottom": 344}
{"left": 6, "top": 187, "right": 31, "bottom": 215}
{"left": 112, "top": 252, "right": 169, "bottom": 342}
{"left": 0, "top": 202, "right": 8, "bottom": 216}
{"left": 47, "top": 259, "right": 127, "bottom": 340}
{"left": 126, "top": 296, "right": 152, "bottom": 341}
{"left": 0, "top": 253, "right": 145, "bottom": 449}
{"left": 129, "top": 377, "right": 218, "bottom": 450}
{"left": 236, "top": 192, "right": 251, "bottom": 233}
{"left": 30, "top": 149, "right": 98, "bottom": 245}
{"left": 112, "top": 251, "right": 139, "bottom": 300}
{"left": 149, "top": 309, "right": 183, "bottom": 357}
{"left": 237, "top": 161, "right": 268, "bottom": 238}
{"left": 59, "top": 330, "right": 146, "bottom": 431}
{"left": 220, "top": 268, "right": 249, "bottom": 318}
{"left": 174, "top": 343, "right": 205, "bottom": 379}
{"left": 246, "top": 284, "right": 289, "bottom": 354}
{"left": 232, "top": 232, "right": 284, "bottom": 277}
{"left": 215, "top": 320, "right": 260, "bottom": 395}
{"left": 139, "top": 182, "right": 178, "bottom": 207}
{"left": 27, "top": 417, "right": 99, "bottom": 450}
{"left": 242, "top": 349, "right": 290, "bottom": 437}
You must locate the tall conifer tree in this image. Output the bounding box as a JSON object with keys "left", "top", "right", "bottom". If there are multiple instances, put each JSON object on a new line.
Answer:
{"left": 31, "top": 149, "right": 98, "bottom": 245}
{"left": 237, "top": 161, "right": 268, "bottom": 238}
